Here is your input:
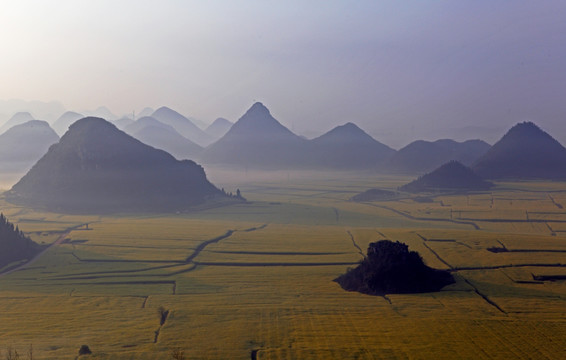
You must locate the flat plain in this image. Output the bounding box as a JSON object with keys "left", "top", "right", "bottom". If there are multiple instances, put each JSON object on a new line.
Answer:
{"left": 0, "top": 170, "right": 565, "bottom": 359}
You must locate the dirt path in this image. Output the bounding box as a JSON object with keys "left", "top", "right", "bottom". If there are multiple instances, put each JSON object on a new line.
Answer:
{"left": 362, "top": 203, "right": 481, "bottom": 230}
{"left": 0, "top": 230, "right": 70, "bottom": 278}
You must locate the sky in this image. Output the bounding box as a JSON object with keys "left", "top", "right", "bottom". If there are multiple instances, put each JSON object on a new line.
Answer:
{"left": 1, "top": 0, "right": 566, "bottom": 147}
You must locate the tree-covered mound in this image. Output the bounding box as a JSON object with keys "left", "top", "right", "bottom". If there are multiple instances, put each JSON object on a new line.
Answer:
{"left": 0, "top": 213, "right": 42, "bottom": 270}
{"left": 351, "top": 188, "right": 398, "bottom": 202}
{"left": 335, "top": 240, "right": 454, "bottom": 295}
{"left": 399, "top": 160, "right": 493, "bottom": 193}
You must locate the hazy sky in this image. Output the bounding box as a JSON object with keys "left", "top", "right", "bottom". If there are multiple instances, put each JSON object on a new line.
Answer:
{"left": 1, "top": 1, "right": 566, "bottom": 146}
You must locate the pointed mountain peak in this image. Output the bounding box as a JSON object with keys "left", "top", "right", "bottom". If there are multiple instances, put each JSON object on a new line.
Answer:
{"left": 230, "top": 102, "right": 292, "bottom": 135}
{"left": 246, "top": 102, "right": 270, "bottom": 116}
{"left": 504, "top": 121, "right": 550, "bottom": 139}
{"left": 473, "top": 121, "right": 566, "bottom": 179}
{"left": 153, "top": 106, "right": 176, "bottom": 115}
{"left": 313, "top": 122, "right": 388, "bottom": 147}
{"left": 329, "top": 122, "right": 365, "bottom": 135}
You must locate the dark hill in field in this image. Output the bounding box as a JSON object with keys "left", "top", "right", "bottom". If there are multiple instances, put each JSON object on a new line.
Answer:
{"left": 335, "top": 240, "right": 454, "bottom": 295}
{"left": 473, "top": 122, "right": 566, "bottom": 180}
{"left": 152, "top": 107, "right": 213, "bottom": 147}
{"left": 52, "top": 111, "right": 84, "bottom": 135}
{"left": 0, "top": 213, "right": 42, "bottom": 271}
{"left": 0, "top": 112, "right": 35, "bottom": 133}
{"left": 0, "top": 120, "right": 59, "bottom": 172}
{"left": 387, "top": 139, "right": 490, "bottom": 174}
{"left": 125, "top": 117, "right": 203, "bottom": 160}
{"left": 200, "top": 102, "right": 309, "bottom": 169}
{"left": 400, "top": 161, "right": 493, "bottom": 193}
{"left": 351, "top": 188, "right": 398, "bottom": 202}
{"left": 6, "top": 117, "right": 222, "bottom": 213}
{"left": 205, "top": 117, "right": 233, "bottom": 140}
{"left": 307, "top": 123, "right": 395, "bottom": 169}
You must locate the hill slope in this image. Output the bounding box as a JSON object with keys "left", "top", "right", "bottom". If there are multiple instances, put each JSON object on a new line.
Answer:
{"left": 400, "top": 160, "right": 493, "bottom": 193}
{"left": 308, "top": 122, "right": 395, "bottom": 169}
{"left": 387, "top": 139, "right": 490, "bottom": 174}
{"left": 200, "top": 102, "right": 309, "bottom": 168}
{"left": 0, "top": 120, "right": 60, "bottom": 172}
{"left": 473, "top": 122, "right": 566, "bottom": 180}
{"left": 6, "top": 117, "right": 222, "bottom": 213}
{"left": 152, "top": 107, "right": 213, "bottom": 147}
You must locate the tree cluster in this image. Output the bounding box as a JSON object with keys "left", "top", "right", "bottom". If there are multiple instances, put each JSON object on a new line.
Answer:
{"left": 0, "top": 213, "right": 42, "bottom": 269}
{"left": 335, "top": 240, "right": 454, "bottom": 295}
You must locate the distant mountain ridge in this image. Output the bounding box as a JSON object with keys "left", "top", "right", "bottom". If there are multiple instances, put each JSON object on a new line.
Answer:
{"left": 473, "top": 121, "right": 566, "bottom": 180}
{"left": 201, "top": 102, "right": 395, "bottom": 170}
{"left": 0, "top": 112, "right": 35, "bottom": 133}
{"left": 205, "top": 117, "right": 233, "bottom": 140}
{"left": 124, "top": 116, "right": 202, "bottom": 160}
{"left": 387, "top": 139, "right": 490, "bottom": 174}
{"left": 152, "top": 107, "right": 214, "bottom": 147}
{"left": 7, "top": 117, "right": 222, "bottom": 213}
{"left": 307, "top": 122, "right": 395, "bottom": 169}
{"left": 0, "top": 120, "right": 59, "bottom": 172}
{"left": 52, "top": 111, "right": 84, "bottom": 135}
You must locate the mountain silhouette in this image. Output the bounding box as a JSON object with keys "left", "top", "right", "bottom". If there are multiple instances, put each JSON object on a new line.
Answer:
{"left": 138, "top": 107, "right": 154, "bottom": 118}
{"left": 0, "top": 112, "right": 35, "bottom": 133}
{"left": 6, "top": 117, "right": 222, "bottom": 213}
{"left": 124, "top": 116, "right": 202, "bottom": 159}
{"left": 473, "top": 122, "right": 566, "bottom": 180}
{"left": 0, "top": 120, "right": 59, "bottom": 172}
{"left": 200, "top": 102, "right": 309, "bottom": 169}
{"left": 84, "top": 106, "right": 117, "bottom": 121}
{"left": 400, "top": 160, "right": 493, "bottom": 193}
{"left": 52, "top": 111, "right": 84, "bottom": 135}
{"left": 113, "top": 116, "right": 134, "bottom": 130}
{"left": 152, "top": 107, "right": 213, "bottom": 147}
{"left": 387, "top": 139, "right": 490, "bottom": 174}
{"left": 308, "top": 122, "right": 395, "bottom": 169}
{"left": 205, "top": 117, "right": 233, "bottom": 140}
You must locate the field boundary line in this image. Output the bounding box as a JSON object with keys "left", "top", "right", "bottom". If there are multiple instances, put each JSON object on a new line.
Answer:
{"left": 362, "top": 203, "right": 481, "bottom": 229}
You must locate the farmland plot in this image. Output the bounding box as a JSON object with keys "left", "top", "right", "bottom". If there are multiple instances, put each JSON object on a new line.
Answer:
{"left": 0, "top": 175, "right": 565, "bottom": 359}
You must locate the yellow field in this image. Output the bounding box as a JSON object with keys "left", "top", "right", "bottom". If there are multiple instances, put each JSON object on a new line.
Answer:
{"left": 0, "top": 172, "right": 565, "bottom": 359}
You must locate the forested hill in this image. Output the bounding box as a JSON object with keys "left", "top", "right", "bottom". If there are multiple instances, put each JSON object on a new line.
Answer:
{"left": 0, "top": 213, "right": 42, "bottom": 271}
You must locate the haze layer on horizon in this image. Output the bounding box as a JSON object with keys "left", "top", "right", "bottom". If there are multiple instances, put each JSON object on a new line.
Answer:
{"left": 1, "top": 1, "right": 565, "bottom": 147}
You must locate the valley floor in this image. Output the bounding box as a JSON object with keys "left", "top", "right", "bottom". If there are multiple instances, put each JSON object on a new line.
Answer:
{"left": 0, "top": 171, "right": 565, "bottom": 359}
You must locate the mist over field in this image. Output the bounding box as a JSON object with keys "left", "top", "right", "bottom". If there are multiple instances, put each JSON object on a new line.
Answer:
{"left": 1, "top": 2, "right": 566, "bottom": 359}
